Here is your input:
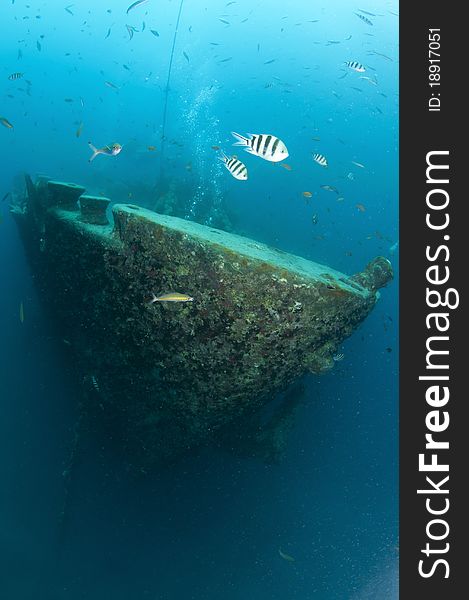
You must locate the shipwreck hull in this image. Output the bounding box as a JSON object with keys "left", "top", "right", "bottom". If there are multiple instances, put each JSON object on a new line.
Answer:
{"left": 12, "top": 177, "right": 393, "bottom": 466}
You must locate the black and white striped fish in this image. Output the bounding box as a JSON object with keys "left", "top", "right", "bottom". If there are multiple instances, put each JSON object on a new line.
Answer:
{"left": 354, "top": 12, "right": 373, "bottom": 25}
{"left": 231, "top": 131, "right": 289, "bottom": 163}
{"left": 8, "top": 72, "right": 24, "bottom": 80}
{"left": 219, "top": 152, "right": 248, "bottom": 180}
{"left": 312, "top": 153, "right": 328, "bottom": 167}
{"left": 345, "top": 61, "right": 366, "bottom": 73}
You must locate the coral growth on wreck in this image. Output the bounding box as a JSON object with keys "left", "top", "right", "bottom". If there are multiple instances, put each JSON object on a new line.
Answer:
{"left": 11, "top": 176, "right": 393, "bottom": 469}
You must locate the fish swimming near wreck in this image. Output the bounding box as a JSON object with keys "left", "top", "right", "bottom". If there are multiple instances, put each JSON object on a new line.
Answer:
{"left": 231, "top": 132, "right": 289, "bottom": 162}
{"left": 344, "top": 61, "right": 366, "bottom": 73}
{"left": 88, "top": 141, "right": 122, "bottom": 162}
{"left": 320, "top": 185, "right": 339, "bottom": 194}
{"left": 126, "top": 0, "right": 149, "bottom": 15}
{"left": 219, "top": 152, "right": 248, "bottom": 180}
{"left": 278, "top": 548, "right": 295, "bottom": 562}
{"left": 0, "top": 117, "right": 14, "bottom": 129}
{"left": 312, "top": 152, "right": 328, "bottom": 167}
{"left": 148, "top": 292, "right": 194, "bottom": 303}
{"left": 355, "top": 12, "right": 373, "bottom": 25}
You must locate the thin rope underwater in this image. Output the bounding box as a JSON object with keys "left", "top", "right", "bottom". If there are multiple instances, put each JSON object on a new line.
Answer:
{"left": 159, "top": 0, "right": 185, "bottom": 181}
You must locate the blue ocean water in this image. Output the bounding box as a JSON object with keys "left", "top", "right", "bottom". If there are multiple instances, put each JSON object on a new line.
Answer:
{"left": 0, "top": 1, "right": 398, "bottom": 599}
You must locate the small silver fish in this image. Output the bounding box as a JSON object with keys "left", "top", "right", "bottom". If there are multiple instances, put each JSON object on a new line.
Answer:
{"left": 359, "top": 76, "right": 377, "bottom": 85}
{"left": 126, "top": 0, "right": 149, "bottom": 15}
{"left": 370, "top": 50, "right": 393, "bottom": 61}
{"left": 0, "top": 117, "right": 14, "bottom": 129}
{"left": 278, "top": 548, "right": 295, "bottom": 562}
{"left": 320, "top": 185, "right": 339, "bottom": 194}
{"left": 88, "top": 141, "right": 122, "bottom": 162}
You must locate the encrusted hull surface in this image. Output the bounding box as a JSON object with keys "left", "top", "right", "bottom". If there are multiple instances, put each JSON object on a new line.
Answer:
{"left": 12, "top": 177, "right": 393, "bottom": 466}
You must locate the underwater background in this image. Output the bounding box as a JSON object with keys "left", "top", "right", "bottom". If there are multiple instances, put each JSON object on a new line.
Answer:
{"left": 0, "top": 0, "right": 398, "bottom": 598}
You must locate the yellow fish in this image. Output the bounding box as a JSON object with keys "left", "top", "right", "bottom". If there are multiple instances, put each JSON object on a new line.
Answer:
{"left": 149, "top": 292, "right": 194, "bottom": 303}
{"left": 278, "top": 548, "right": 295, "bottom": 562}
{"left": 19, "top": 302, "right": 24, "bottom": 323}
{"left": 76, "top": 122, "right": 84, "bottom": 138}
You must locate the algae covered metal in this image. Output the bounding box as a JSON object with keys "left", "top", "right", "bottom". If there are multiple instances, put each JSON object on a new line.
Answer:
{"left": 11, "top": 176, "right": 393, "bottom": 467}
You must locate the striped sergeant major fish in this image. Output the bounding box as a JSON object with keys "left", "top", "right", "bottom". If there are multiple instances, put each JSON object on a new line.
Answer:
{"left": 231, "top": 132, "right": 289, "bottom": 162}
{"left": 8, "top": 72, "right": 24, "bottom": 80}
{"left": 354, "top": 12, "right": 373, "bottom": 25}
{"left": 312, "top": 153, "right": 328, "bottom": 167}
{"left": 219, "top": 152, "right": 248, "bottom": 180}
{"left": 345, "top": 61, "right": 366, "bottom": 73}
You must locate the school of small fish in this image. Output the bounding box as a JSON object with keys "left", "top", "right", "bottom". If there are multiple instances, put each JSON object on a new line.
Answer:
{"left": 0, "top": 0, "right": 396, "bottom": 313}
